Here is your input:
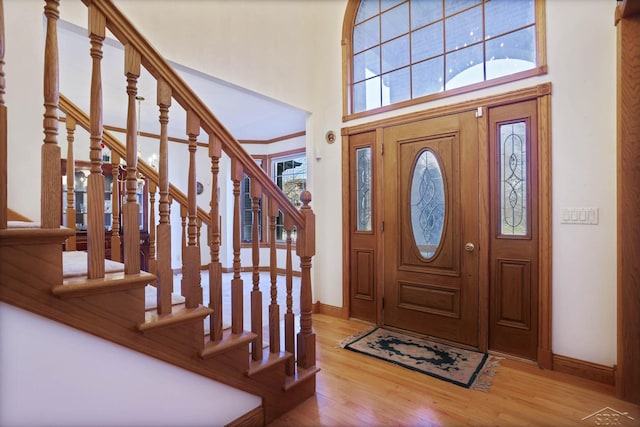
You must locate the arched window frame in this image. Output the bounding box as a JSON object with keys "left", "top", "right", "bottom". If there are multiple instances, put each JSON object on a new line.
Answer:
{"left": 341, "top": 0, "right": 548, "bottom": 120}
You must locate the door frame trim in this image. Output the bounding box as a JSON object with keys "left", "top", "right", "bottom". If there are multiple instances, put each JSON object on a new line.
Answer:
{"left": 341, "top": 82, "right": 552, "bottom": 369}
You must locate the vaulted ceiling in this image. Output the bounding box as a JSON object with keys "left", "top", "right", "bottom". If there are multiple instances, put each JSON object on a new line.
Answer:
{"left": 58, "top": 20, "right": 308, "bottom": 143}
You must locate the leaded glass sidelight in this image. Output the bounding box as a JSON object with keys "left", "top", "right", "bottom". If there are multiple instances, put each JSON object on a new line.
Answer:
{"left": 410, "top": 150, "right": 445, "bottom": 259}
{"left": 356, "top": 147, "right": 372, "bottom": 231}
{"left": 500, "top": 121, "right": 527, "bottom": 236}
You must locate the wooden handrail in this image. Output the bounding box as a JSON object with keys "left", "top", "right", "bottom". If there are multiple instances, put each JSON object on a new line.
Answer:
{"left": 59, "top": 94, "right": 210, "bottom": 227}
{"left": 80, "top": 0, "right": 306, "bottom": 229}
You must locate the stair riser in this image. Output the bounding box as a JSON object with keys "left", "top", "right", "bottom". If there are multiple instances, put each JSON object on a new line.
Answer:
{"left": 141, "top": 322, "right": 207, "bottom": 357}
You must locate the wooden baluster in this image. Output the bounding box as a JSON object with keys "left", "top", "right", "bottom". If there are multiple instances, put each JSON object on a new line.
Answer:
{"left": 196, "top": 217, "right": 202, "bottom": 249}
{"left": 209, "top": 135, "right": 223, "bottom": 342}
{"left": 123, "top": 44, "right": 141, "bottom": 275}
{"left": 251, "top": 180, "right": 263, "bottom": 361}
{"left": 65, "top": 117, "right": 77, "bottom": 250}
{"left": 269, "top": 202, "right": 280, "bottom": 353}
{"left": 156, "top": 79, "right": 172, "bottom": 315}
{"left": 0, "top": 0, "right": 6, "bottom": 229}
{"left": 110, "top": 153, "right": 121, "bottom": 262}
{"left": 284, "top": 215, "right": 295, "bottom": 375}
{"left": 182, "top": 110, "right": 201, "bottom": 308}
{"left": 296, "top": 191, "right": 316, "bottom": 369}
{"left": 41, "top": 0, "right": 61, "bottom": 229}
{"left": 180, "top": 204, "right": 187, "bottom": 264}
{"left": 87, "top": 5, "right": 106, "bottom": 278}
{"left": 148, "top": 181, "right": 157, "bottom": 275}
{"left": 231, "top": 159, "right": 244, "bottom": 334}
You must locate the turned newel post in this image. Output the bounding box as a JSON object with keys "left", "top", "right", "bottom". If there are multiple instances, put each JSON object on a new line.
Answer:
{"left": 296, "top": 190, "right": 316, "bottom": 369}
{"left": 41, "top": 0, "right": 61, "bottom": 229}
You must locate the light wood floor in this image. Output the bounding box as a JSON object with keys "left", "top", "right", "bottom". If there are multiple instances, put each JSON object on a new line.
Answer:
{"left": 269, "top": 314, "right": 640, "bottom": 426}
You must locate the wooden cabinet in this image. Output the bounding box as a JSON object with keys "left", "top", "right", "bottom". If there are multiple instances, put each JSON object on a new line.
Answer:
{"left": 61, "top": 159, "right": 150, "bottom": 271}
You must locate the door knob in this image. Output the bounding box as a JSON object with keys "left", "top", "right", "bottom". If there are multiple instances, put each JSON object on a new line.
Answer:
{"left": 465, "top": 242, "right": 475, "bottom": 252}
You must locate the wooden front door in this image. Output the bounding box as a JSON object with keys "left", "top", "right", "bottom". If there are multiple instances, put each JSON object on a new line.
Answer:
{"left": 383, "top": 111, "right": 479, "bottom": 347}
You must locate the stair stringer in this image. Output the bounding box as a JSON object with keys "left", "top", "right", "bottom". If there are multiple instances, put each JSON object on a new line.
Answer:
{"left": 0, "top": 302, "right": 263, "bottom": 427}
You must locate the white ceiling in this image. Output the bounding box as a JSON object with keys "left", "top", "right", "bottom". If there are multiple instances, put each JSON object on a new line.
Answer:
{"left": 58, "top": 20, "right": 308, "bottom": 142}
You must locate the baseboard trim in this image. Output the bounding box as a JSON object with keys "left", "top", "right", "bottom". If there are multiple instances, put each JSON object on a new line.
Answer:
{"left": 552, "top": 354, "right": 616, "bottom": 386}
{"left": 313, "top": 302, "right": 348, "bottom": 319}
{"left": 225, "top": 405, "right": 264, "bottom": 427}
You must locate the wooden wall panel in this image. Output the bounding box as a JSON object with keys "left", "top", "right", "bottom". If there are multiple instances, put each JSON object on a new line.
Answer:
{"left": 616, "top": 3, "right": 640, "bottom": 404}
{"left": 495, "top": 259, "right": 531, "bottom": 330}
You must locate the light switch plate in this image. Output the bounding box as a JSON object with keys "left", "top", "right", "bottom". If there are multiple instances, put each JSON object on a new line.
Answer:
{"left": 560, "top": 208, "right": 599, "bottom": 225}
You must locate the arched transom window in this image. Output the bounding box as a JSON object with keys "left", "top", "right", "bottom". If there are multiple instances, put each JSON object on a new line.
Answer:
{"left": 343, "top": 0, "right": 547, "bottom": 118}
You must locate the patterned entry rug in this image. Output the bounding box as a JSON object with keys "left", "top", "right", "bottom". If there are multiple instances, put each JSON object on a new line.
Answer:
{"left": 339, "top": 327, "right": 500, "bottom": 391}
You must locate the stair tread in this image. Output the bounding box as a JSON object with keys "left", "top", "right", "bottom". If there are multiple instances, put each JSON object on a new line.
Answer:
{"left": 246, "top": 349, "right": 293, "bottom": 377}
{"left": 53, "top": 271, "right": 156, "bottom": 298}
{"left": 200, "top": 329, "right": 258, "bottom": 359}
{"left": 62, "top": 250, "right": 126, "bottom": 278}
{"left": 139, "top": 304, "right": 213, "bottom": 332}
{"left": 0, "top": 226, "right": 74, "bottom": 246}
{"left": 283, "top": 365, "right": 321, "bottom": 391}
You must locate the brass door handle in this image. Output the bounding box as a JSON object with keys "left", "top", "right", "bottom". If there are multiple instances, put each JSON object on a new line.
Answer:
{"left": 465, "top": 242, "right": 475, "bottom": 252}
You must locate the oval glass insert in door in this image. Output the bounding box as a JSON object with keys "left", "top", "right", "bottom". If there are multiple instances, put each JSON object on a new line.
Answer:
{"left": 410, "top": 149, "right": 445, "bottom": 259}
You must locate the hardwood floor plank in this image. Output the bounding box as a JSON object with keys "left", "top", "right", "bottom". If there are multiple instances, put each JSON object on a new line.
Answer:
{"left": 269, "top": 314, "right": 639, "bottom": 426}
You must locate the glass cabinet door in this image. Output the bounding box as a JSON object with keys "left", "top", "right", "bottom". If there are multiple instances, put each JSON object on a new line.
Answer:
{"left": 74, "top": 171, "right": 88, "bottom": 230}
{"left": 104, "top": 173, "right": 113, "bottom": 231}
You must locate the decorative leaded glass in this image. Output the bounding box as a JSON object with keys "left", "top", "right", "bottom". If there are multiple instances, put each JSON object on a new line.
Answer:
{"left": 500, "top": 122, "right": 527, "bottom": 236}
{"left": 410, "top": 150, "right": 445, "bottom": 259}
{"left": 356, "top": 147, "right": 372, "bottom": 231}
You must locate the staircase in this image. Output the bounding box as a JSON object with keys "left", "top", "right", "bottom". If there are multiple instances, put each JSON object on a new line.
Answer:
{"left": 0, "top": 0, "right": 318, "bottom": 425}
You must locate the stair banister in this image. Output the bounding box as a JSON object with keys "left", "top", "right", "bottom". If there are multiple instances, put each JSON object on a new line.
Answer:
{"left": 2, "top": 0, "right": 320, "bottom": 420}
{"left": 80, "top": 0, "right": 305, "bottom": 230}
{"left": 156, "top": 78, "right": 173, "bottom": 314}
{"left": 123, "top": 43, "right": 141, "bottom": 275}
{"left": 183, "top": 109, "right": 201, "bottom": 309}
{"left": 64, "top": 117, "right": 77, "bottom": 250}
{"left": 110, "top": 151, "right": 121, "bottom": 262}
{"left": 269, "top": 201, "right": 281, "bottom": 354}
{"left": 87, "top": 3, "right": 106, "bottom": 278}
{"left": 58, "top": 95, "right": 211, "bottom": 228}
{"left": 231, "top": 158, "right": 244, "bottom": 335}
{"left": 209, "top": 135, "right": 223, "bottom": 342}
{"left": 250, "top": 179, "right": 263, "bottom": 361}
{"left": 148, "top": 181, "right": 157, "bottom": 275}
{"left": 42, "top": 0, "right": 61, "bottom": 229}
{"left": 284, "top": 215, "right": 296, "bottom": 375}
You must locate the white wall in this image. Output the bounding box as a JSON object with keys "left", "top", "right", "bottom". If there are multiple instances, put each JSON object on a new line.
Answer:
{"left": 0, "top": 303, "right": 261, "bottom": 427}
{"left": 109, "top": 0, "right": 617, "bottom": 366}
{"left": 4, "top": 0, "right": 619, "bottom": 368}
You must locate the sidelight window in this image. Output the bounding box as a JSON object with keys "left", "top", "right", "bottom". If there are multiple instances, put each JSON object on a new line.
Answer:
{"left": 499, "top": 121, "right": 528, "bottom": 236}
